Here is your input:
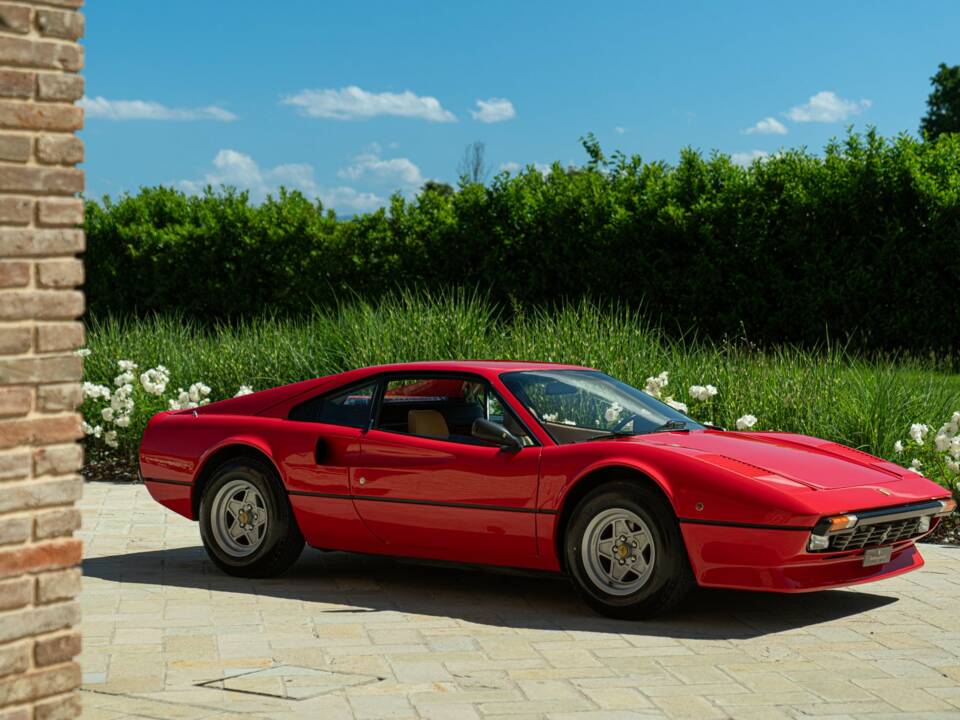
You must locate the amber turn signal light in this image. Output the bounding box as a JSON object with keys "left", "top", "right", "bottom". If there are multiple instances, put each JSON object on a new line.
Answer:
{"left": 937, "top": 498, "right": 957, "bottom": 516}
{"left": 824, "top": 514, "right": 859, "bottom": 531}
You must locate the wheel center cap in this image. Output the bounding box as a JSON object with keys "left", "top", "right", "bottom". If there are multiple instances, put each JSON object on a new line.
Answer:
{"left": 238, "top": 510, "right": 249, "bottom": 525}
{"left": 617, "top": 544, "right": 629, "bottom": 559}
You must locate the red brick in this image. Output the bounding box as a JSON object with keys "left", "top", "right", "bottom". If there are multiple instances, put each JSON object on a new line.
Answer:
{"left": 0, "top": 290, "right": 84, "bottom": 320}
{"left": 0, "top": 662, "right": 80, "bottom": 705}
{"left": 34, "top": 632, "right": 80, "bottom": 667}
{"left": 0, "top": 577, "right": 31, "bottom": 611}
{"left": 33, "top": 692, "right": 81, "bottom": 720}
{"left": 0, "top": 100, "right": 82, "bottom": 132}
{"left": 0, "top": 449, "right": 30, "bottom": 480}
{"left": 0, "top": 415, "right": 81, "bottom": 449}
{"left": 0, "top": 261, "right": 29, "bottom": 288}
{"left": 0, "top": 386, "right": 31, "bottom": 416}
{"left": 0, "top": 197, "right": 32, "bottom": 224}
{"left": 0, "top": 166, "right": 82, "bottom": 194}
{"left": 0, "top": 229, "right": 83, "bottom": 256}
{"left": 1, "top": 357, "right": 81, "bottom": 384}
{"left": 0, "top": 706, "right": 31, "bottom": 720}
{"left": 0, "top": 5, "right": 31, "bottom": 35}
{"left": 0, "top": 36, "right": 82, "bottom": 72}
{"left": 35, "top": 568, "right": 79, "bottom": 604}
{"left": 35, "top": 10, "right": 82, "bottom": 41}
{"left": 0, "top": 133, "right": 29, "bottom": 162}
{"left": 0, "top": 327, "right": 31, "bottom": 354}
{"left": 35, "top": 73, "right": 81, "bottom": 102}
{"left": 35, "top": 322, "right": 83, "bottom": 353}
{"left": 30, "top": 0, "right": 81, "bottom": 8}
{"left": 35, "top": 260, "right": 82, "bottom": 288}
{"left": 0, "top": 516, "right": 30, "bottom": 545}
{"left": 32, "top": 443, "right": 81, "bottom": 476}
{"left": 35, "top": 384, "right": 80, "bottom": 412}
{"left": 0, "top": 642, "right": 29, "bottom": 679}
{"left": 34, "top": 134, "right": 80, "bottom": 165}
{"left": 33, "top": 507, "right": 80, "bottom": 540}
{"left": 0, "top": 476, "right": 81, "bottom": 513}
{"left": 36, "top": 198, "right": 81, "bottom": 226}
{"left": 0, "top": 601, "right": 78, "bottom": 644}
{"left": 0, "top": 538, "right": 81, "bottom": 578}
{"left": 0, "top": 69, "right": 34, "bottom": 99}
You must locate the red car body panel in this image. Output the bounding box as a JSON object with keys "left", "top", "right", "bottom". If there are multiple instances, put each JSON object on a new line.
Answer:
{"left": 140, "top": 361, "right": 952, "bottom": 591}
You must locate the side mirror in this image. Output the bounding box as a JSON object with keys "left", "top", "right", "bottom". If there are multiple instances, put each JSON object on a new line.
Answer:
{"left": 472, "top": 418, "right": 522, "bottom": 451}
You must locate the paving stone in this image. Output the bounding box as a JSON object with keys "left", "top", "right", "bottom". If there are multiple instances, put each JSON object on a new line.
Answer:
{"left": 77, "top": 481, "right": 960, "bottom": 720}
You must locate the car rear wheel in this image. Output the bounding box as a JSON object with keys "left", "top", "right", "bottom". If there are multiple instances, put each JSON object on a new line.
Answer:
{"left": 565, "top": 481, "right": 694, "bottom": 619}
{"left": 199, "top": 458, "right": 304, "bottom": 578}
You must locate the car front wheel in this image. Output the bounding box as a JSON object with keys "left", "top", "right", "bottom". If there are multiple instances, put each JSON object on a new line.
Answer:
{"left": 199, "top": 457, "right": 304, "bottom": 578}
{"left": 565, "top": 481, "right": 694, "bottom": 619}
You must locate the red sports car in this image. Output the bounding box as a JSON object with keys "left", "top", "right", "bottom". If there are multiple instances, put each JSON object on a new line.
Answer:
{"left": 140, "top": 361, "right": 955, "bottom": 618}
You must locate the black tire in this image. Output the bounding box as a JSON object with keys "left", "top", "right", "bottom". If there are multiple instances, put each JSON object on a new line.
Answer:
{"left": 199, "top": 457, "right": 304, "bottom": 578}
{"left": 564, "top": 481, "right": 694, "bottom": 619}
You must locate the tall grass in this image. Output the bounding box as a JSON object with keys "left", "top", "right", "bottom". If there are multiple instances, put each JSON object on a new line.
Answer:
{"left": 84, "top": 292, "right": 960, "bottom": 489}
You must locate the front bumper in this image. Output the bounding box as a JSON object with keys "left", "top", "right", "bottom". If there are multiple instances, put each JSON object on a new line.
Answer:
{"left": 680, "top": 521, "right": 926, "bottom": 592}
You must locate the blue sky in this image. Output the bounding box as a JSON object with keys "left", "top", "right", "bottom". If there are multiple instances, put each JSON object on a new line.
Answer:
{"left": 82, "top": 1, "right": 960, "bottom": 212}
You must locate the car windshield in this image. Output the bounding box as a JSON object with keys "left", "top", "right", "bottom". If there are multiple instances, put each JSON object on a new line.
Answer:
{"left": 501, "top": 369, "right": 702, "bottom": 444}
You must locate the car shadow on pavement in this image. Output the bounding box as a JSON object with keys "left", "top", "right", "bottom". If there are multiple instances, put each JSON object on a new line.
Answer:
{"left": 83, "top": 545, "right": 898, "bottom": 640}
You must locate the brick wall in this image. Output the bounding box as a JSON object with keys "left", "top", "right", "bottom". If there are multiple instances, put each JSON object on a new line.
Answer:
{"left": 0, "top": 1, "right": 85, "bottom": 718}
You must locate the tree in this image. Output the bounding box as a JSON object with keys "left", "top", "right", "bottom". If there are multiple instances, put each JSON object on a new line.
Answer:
{"left": 920, "top": 63, "right": 960, "bottom": 140}
{"left": 458, "top": 141, "right": 490, "bottom": 184}
{"left": 420, "top": 180, "right": 454, "bottom": 198}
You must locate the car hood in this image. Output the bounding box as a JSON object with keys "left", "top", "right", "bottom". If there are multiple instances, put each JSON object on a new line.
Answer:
{"left": 635, "top": 429, "right": 908, "bottom": 490}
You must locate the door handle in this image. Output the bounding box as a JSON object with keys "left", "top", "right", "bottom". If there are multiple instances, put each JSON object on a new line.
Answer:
{"left": 314, "top": 437, "right": 327, "bottom": 464}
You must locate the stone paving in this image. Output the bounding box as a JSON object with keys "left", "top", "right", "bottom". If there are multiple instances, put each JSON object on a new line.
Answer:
{"left": 78, "top": 481, "right": 960, "bottom": 719}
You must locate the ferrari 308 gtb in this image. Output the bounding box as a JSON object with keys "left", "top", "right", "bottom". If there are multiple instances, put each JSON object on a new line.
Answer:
{"left": 140, "top": 361, "right": 955, "bottom": 618}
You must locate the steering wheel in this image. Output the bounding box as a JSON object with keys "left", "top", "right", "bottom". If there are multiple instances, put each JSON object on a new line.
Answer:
{"left": 610, "top": 412, "right": 640, "bottom": 433}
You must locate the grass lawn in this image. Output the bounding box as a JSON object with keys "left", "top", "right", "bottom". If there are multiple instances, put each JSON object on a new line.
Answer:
{"left": 81, "top": 292, "right": 960, "bottom": 497}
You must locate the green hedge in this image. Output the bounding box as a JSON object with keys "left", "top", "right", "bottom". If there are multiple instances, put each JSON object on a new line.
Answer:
{"left": 84, "top": 130, "right": 960, "bottom": 353}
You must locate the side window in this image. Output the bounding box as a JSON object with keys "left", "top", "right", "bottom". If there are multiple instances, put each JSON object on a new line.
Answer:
{"left": 289, "top": 381, "right": 378, "bottom": 428}
{"left": 377, "top": 377, "right": 482, "bottom": 440}
{"left": 375, "top": 375, "right": 532, "bottom": 446}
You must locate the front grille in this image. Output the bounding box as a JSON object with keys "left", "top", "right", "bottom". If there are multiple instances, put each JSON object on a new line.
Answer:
{"left": 828, "top": 517, "right": 923, "bottom": 551}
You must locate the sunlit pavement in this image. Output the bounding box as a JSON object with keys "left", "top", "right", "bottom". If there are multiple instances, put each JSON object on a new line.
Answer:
{"left": 79, "top": 481, "right": 960, "bottom": 719}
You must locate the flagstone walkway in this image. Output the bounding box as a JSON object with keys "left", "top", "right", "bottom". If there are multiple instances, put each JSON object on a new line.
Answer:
{"left": 79, "top": 481, "right": 960, "bottom": 719}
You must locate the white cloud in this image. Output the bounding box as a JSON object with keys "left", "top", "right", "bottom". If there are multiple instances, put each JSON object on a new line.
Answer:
{"left": 179, "top": 149, "right": 383, "bottom": 212}
{"left": 281, "top": 86, "right": 456, "bottom": 122}
{"left": 79, "top": 96, "right": 236, "bottom": 121}
{"left": 730, "top": 150, "right": 769, "bottom": 167}
{"left": 786, "top": 91, "right": 871, "bottom": 123}
{"left": 744, "top": 116, "right": 787, "bottom": 135}
{"left": 499, "top": 161, "right": 551, "bottom": 176}
{"left": 614, "top": 126, "right": 626, "bottom": 134}
{"left": 318, "top": 187, "right": 385, "bottom": 213}
{"left": 338, "top": 148, "right": 424, "bottom": 187}
{"left": 470, "top": 97, "right": 515, "bottom": 123}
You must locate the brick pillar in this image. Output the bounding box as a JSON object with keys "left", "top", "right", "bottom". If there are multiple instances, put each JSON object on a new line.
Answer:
{"left": 0, "top": 1, "right": 85, "bottom": 718}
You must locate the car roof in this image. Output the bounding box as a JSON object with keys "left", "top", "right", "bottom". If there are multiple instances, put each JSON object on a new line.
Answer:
{"left": 315, "top": 360, "right": 594, "bottom": 389}
{"left": 274, "top": 361, "right": 597, "bottom": 403}
{"left": 355, "top": 360, "right": 593, "bottom": 375}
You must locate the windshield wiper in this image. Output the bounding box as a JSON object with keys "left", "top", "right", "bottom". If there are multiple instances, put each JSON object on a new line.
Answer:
{"left": 650, "top": 419, "right": 691, "bottom": 433}
{"left": 582, "top": 430, "right": 637, "bottom": 442}
{"left": 582, "top": 419, "right": 693, "bottom": 442}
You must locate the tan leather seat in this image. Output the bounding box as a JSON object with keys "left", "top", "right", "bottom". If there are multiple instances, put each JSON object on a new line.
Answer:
{"left": 407, "top": 409, "right": 449, "bottom": 439}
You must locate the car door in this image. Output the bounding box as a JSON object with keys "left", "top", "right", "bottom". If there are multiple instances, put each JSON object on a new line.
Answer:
{"left": 351, "top": 374, "right": 542, "bottom": 566}
{"left": 280, "top": 380, "right": 382, "bottom": 553}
